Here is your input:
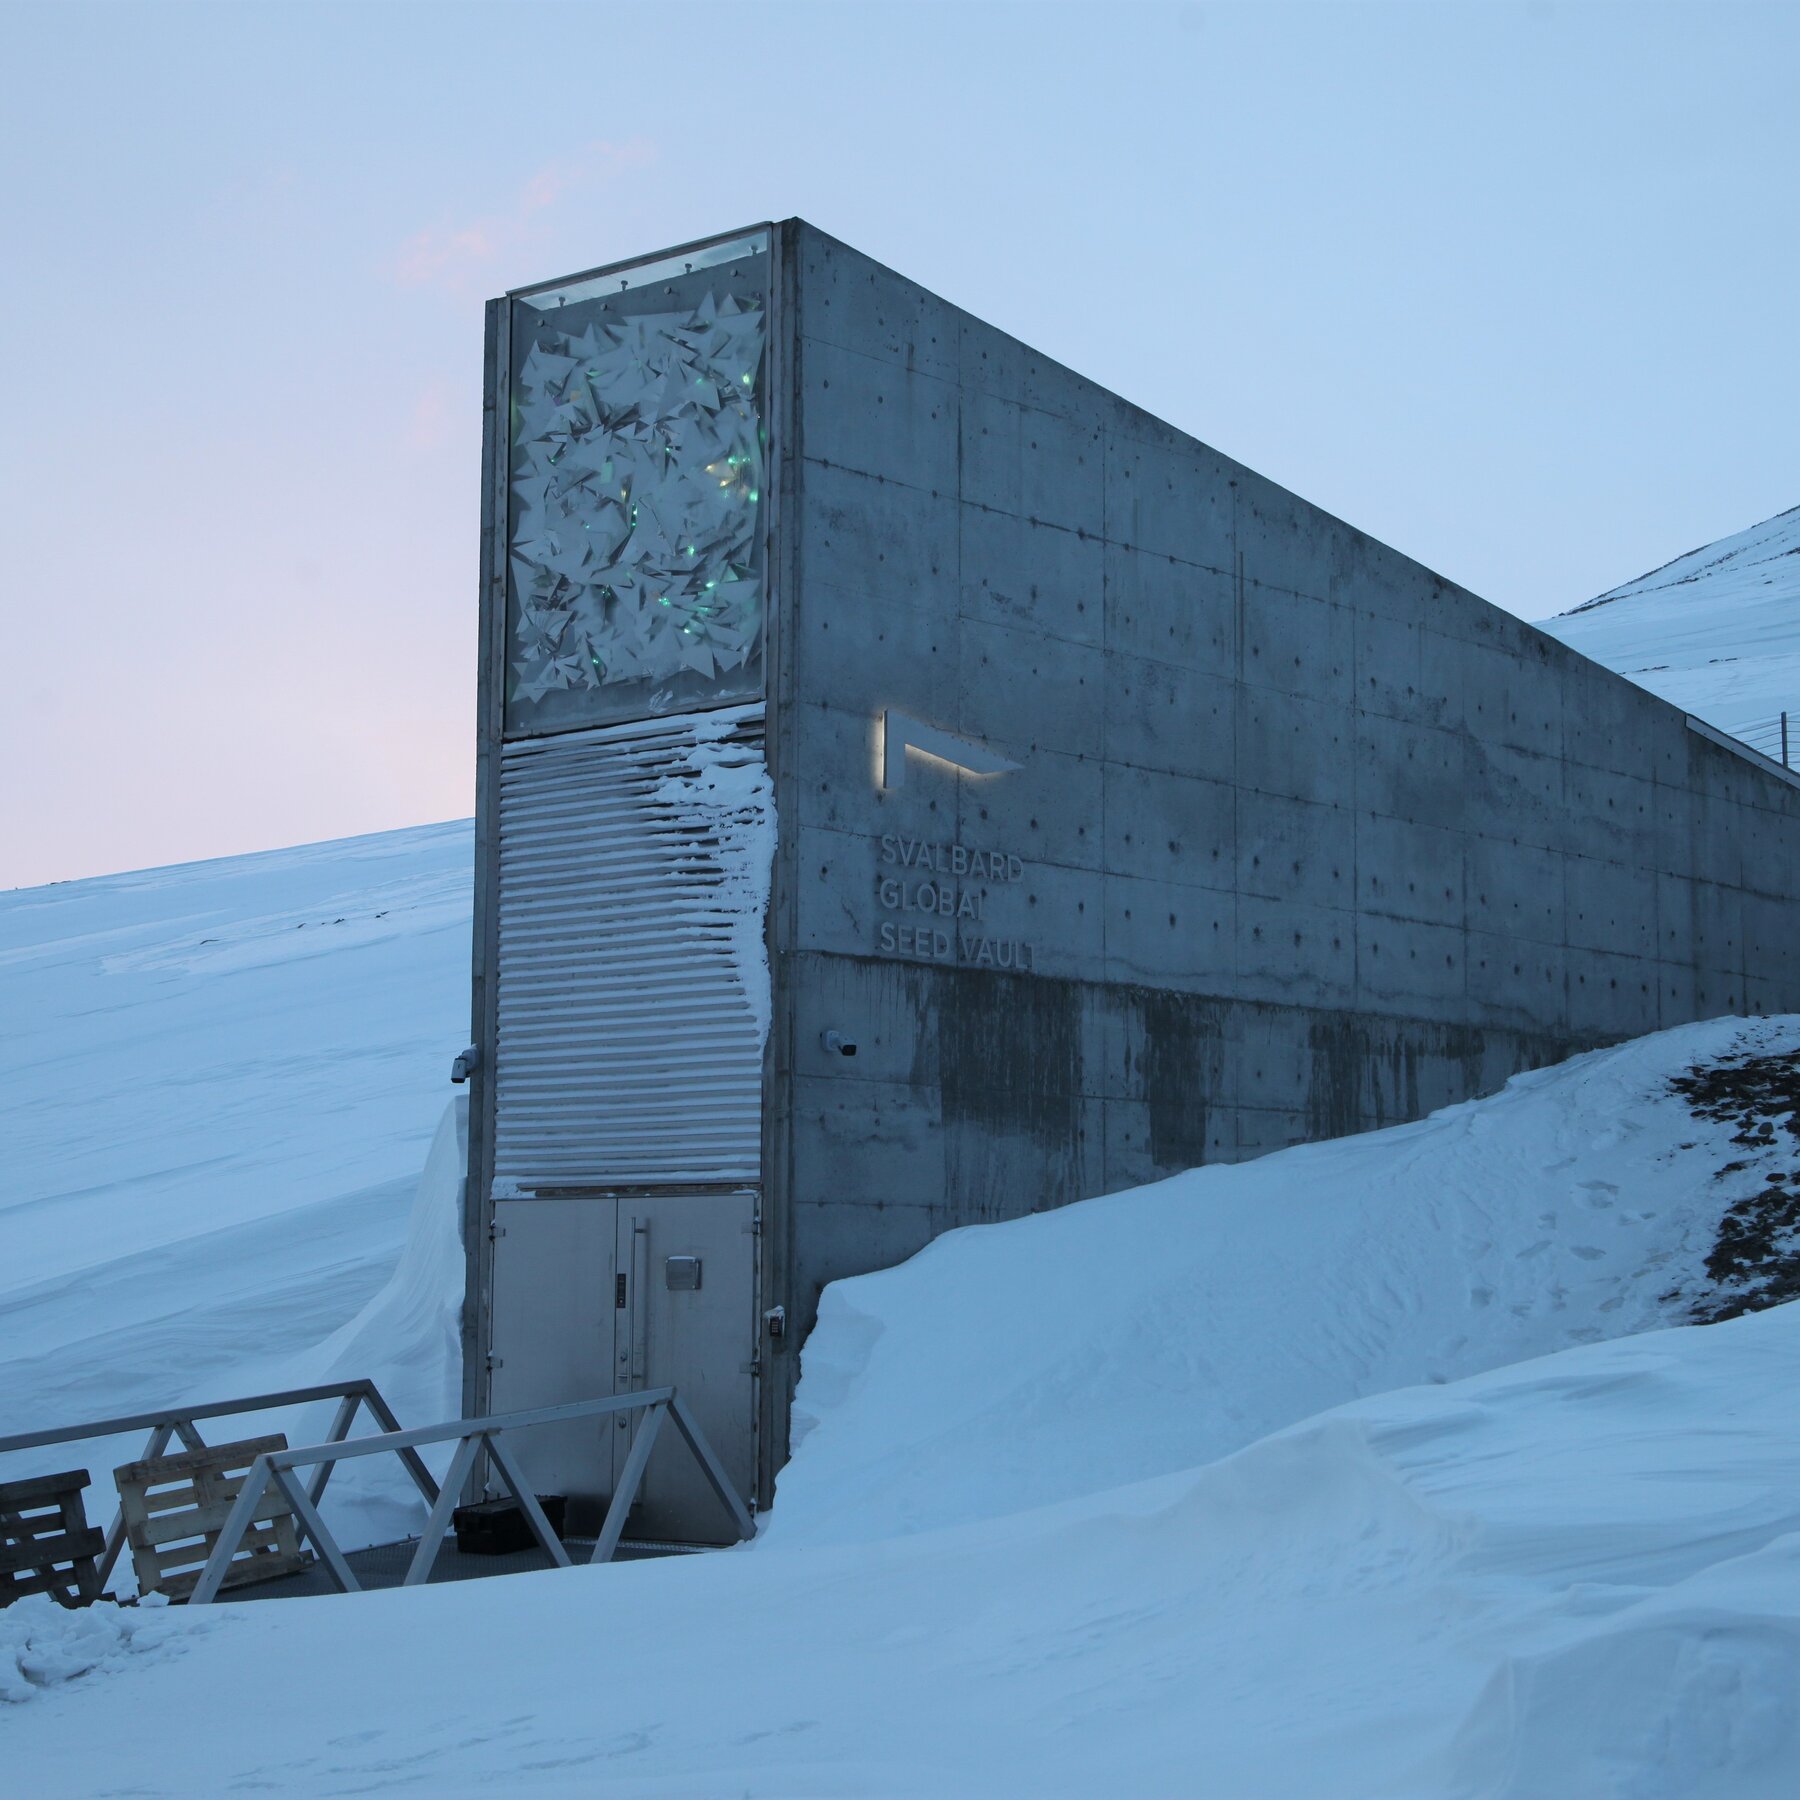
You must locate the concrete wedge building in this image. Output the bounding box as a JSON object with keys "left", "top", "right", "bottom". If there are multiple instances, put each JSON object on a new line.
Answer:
{"left": 462, "top": 220, "right": 1800, "bottom": 1536}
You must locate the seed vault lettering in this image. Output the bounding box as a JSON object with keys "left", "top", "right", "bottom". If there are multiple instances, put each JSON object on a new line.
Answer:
{"left": 876, "top": 923, "right": 1036, "bottom": 971}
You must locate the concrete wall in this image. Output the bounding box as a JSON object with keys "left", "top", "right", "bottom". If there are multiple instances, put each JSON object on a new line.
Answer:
{"left": 766, "top": 220, "right": 1800, "bottom": 1372}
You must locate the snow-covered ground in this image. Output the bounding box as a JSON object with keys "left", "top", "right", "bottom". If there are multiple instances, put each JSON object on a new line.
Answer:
{"left": 5, "top": 918, "right": 1800, "bottom": 1792}
{"left": 10, "top": 1298, "right": 1800, "bottom": 1797}
{"left": 767, "top": 1017, "right": 1796, "bottom": 1552}
{"left": 1547, "top": 501, "right": 1800, "bottom": 762}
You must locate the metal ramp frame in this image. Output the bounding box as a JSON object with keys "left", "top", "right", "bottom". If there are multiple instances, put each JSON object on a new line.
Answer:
{"left": 1, "top": 1381, "right": 753, "bottom": 1607}
{"left": 188, "top": 1386, "right": 753, "bottom": 1604}
{"left": 0, "top": 1379, "right": 420, "bottom": 1601}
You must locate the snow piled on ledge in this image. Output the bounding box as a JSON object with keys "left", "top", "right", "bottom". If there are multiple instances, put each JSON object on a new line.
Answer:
{"left": 651, "top": 711, "right": 776, "bottom": 1049}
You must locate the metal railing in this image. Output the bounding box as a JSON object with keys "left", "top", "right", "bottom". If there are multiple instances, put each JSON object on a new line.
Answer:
{"left": 187, "top": 1386, "right": 753, "bottom": 1605}
{"left": 1730, "top": 710, "right": 1792, "bottom": 769}
{"left": 0, "top": 1379, "right": 422, "bottom": 1597}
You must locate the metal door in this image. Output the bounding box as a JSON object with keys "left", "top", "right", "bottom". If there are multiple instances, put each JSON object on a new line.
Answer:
{"left": 488, "top": 1199, "right": 617, "bottom": 1530}
{"left": 613, "top": 1193, "right": 758, "bottom": 1544}
{"left": 488, "top": 1193, "right": 756, "bottom": 1541}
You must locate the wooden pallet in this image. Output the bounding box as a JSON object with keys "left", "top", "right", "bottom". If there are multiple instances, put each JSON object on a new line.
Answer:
{"left": 114, "top": 1435, "right": 311, "bottom": 1600}
{"left": 1, "top": 1469, "right": 106, "bottom": 1609}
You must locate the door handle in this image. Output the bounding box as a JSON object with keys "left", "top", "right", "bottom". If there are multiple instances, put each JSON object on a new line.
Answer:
{"left": 630, "top": 1216, "right": 649, "bottom": 1386}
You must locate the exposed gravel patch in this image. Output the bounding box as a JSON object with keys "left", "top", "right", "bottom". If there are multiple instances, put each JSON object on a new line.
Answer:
{"left": 1668, "top": 1041, "right": 1800, "bottom": 1323}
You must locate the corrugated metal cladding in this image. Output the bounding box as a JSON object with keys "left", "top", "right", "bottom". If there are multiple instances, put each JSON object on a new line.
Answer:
{"left": 493, "top": 706, "right": 770, "bottom": 1194}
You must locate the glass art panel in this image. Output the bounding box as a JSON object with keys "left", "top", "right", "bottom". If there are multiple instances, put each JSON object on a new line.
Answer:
{"left": 505, "top": 244, "right": 768, "bottom": 733}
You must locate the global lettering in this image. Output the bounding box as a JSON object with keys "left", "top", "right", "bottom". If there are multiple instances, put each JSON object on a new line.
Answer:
{"left": 879, "top": 835, "right": 1025, "bottom": 883}
{"left": 877, "top": 876, "right": 987, "bottom": 922}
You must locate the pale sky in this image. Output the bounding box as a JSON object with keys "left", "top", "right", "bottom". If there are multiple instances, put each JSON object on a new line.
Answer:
{"left": 4, "top": 0, "right": 1797, "bottom": 888}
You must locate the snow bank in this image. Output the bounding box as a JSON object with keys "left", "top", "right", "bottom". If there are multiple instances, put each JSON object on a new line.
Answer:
{"left": 1453, "top": 1531, "right": 1800, "bottom": 1800}
{"left": 289, "top": 1093, "right": 467, "bottom": 1433}
{"left": 214, "top": 1095, "right": 470, "bottom": 1548}
{"left": 3, "top": 1296, "right": 1796, "bottom": 1797}
{"left": 772, "top": 1015, "right": 1798, "bottom": 1547}
{"left": 0, "top": 1593, "right": 218, "bottom": 1705}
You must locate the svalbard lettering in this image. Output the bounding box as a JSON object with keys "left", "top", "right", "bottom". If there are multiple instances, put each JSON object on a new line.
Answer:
{"left": 879, "top": 835, "right": 1025, "bottom": 883}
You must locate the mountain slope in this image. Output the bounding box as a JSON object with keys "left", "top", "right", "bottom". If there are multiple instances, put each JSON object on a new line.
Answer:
{"left": 0, "top": 823, "right": 472, "bottom": 1523}
{"left": 1547, "top": 502, "right": 1800, "bottom": 762}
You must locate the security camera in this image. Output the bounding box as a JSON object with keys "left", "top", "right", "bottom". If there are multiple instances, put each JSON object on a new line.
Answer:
{"left": 821, "top": 1030, "right": 858, "bottom": 1058}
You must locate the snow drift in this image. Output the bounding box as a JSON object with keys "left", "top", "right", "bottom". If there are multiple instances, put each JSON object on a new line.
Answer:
{"left": 772, "top": 1016, "right": 1798, "bottom": 1547}
{"left": 5, "top": 1280, "right": 1797, "bottom": 1798}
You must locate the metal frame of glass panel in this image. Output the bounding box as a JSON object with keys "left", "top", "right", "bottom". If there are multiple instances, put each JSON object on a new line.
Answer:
{"left": 501, "top": 226, "right": 775, "bottom": 737}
